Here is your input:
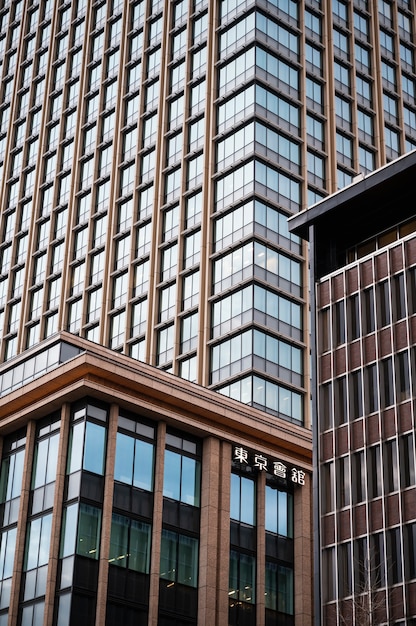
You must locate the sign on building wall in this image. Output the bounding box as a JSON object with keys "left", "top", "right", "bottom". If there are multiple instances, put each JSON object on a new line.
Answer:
{"left": 233, "top": 445, "right": 306, "bottom": 486}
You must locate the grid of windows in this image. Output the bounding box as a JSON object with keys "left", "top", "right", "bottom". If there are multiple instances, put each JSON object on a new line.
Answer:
{"left": 317, "top": 232, "right": 416, "bottom": 624}
{"left": 0, "top": 0, "right": 415, "bottom": 436}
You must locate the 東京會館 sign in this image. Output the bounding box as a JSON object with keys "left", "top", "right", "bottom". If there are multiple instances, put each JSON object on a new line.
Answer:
{"left": 233, "top": 444, "right": 306, "bottom": 486}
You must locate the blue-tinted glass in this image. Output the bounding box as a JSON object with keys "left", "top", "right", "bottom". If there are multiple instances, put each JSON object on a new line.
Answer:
{"left": 33, "top": 433, "right": 59, "bottom": 488}
{"left": 163, "top": 450, "right": 181, "bottom": 500}
{"left": 160, "top": 529, "right": 177, "bottom": 581}
{"left": 67, "top": 422, "right": 84, "bottom": 474}
{"left": 178, "top": 534, "right": 198, "bottom": 586}
{"left": 25, "top": 514, "right": 52, "bottom": 570}
{"left": 38, "top": 514, "right": 52, "bottom": 566}
{"left": 265, "top": 485, "right": 278, "bottom": 533}
{"left": 133, "top": 439, "right": 154, "bottom": 491}
{"left": 77, "top": 504, "right": 101, "bottom": 560}
{"left": 278, "top": 565, "right": 294, "bottom": 614}
{"left": 0, "top": 528, "right": 16, "bottom": 578}
{"left": 130, "top": 520, "right": 151, "bottom": 573}
{"left": 278, "top": 490, "right": 288, "bottom": 535}
{"left": 60, "top": 503, "right": 78, "bottom": 558}
{"left": 109, "top": 513, "right": 128, "bottom": 568}
{"left": 241, "top": 476, "right": 255, "bottom": 525}
{"left": 239, "top": 553, "right": 255, "bottom": 602}
{"left": 265, "top": 561, "right": 277, "bottom": 609}
{"left": 83, "top": 422, "right": 106, "bottom": 475}
{"left": 230, "top": 473, "right": 241, "bottom": 521}
{"left": 0, "top": 450, "right": 25, "bottom": 502}
{"left": 56, "top": 593, "right": 71, "bottom": 626}
{"left": 181, "top": 456, "right": 200, "bottom": 506}
{"left": 114, "top": 432, "right": 134, "bottom": 484}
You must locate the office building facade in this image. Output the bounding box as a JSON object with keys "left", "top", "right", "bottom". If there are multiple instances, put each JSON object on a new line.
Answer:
{"left": 0, "top": 0, "right": 416, "bottom": 624}
{"left": 290, "top": 151, "right": 416, "bottom": 626}
{"left": 0, "top": 0, "right": 415, "bottom": 431}
{"left": 0, "top": 332, "right": 312, "bottom": 626}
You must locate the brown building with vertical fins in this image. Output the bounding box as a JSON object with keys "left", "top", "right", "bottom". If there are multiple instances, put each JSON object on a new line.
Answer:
{"left": 290, "top": 150, "right": 416, "bottom": 626}
{"left": 0, "top": 332, "right": 312, "bottom": 626}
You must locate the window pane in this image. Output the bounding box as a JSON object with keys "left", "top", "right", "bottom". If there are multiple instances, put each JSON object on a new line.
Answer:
{"left": 114, "top": 433, "right": 134, "bottom": 484}
{"left": 133, "top": 439, "right": 154, "bottom": 491}
{"left": 83, "top": 422, "right": 106, "bottom": 475}
{"left": 109, "top": 513, "right": 129, "bottom": 568}
{"left": 178, "top": 534, "right": 198, "bottom": 587}
{"left": 163, "top": 450, "right": 181, "bottom": 500}
{"left": 181, "top": 456, "right": 200, "bottom": 507}
{"left": 77, "top": 504, "right": 101, "bottom": 560}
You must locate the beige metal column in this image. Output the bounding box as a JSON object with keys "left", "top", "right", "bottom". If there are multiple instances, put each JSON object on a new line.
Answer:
{"left": 8, "top": 420, "right": 36, "bottom": 626}
{"left": 294, "top": 472, "right": 313, "bottom": 626}
{"left": 256, "top": 471, "right": 266, "bottom": 626}
{"left": 94, "top": 403, "right": 119, "bottom": 626}
{"left": 148, "top": 421, "right": 166, "bottom": 626}
{"left": 215, "top": 441, "right": 231, "bottom": 626}
{"left": 44, "top": 403, "right": 71, "bottom": 626}
{"left": 198, "top": 436, "right": 221, "bottom": 625}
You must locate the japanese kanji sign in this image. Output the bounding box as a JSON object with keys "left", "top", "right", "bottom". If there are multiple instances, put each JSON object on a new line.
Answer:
{"left": 232, "top": 444, "right": 306, "bottom": 486}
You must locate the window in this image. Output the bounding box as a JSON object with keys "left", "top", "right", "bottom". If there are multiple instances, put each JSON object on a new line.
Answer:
{"left": 349, "top": 370, "right": 363, "bottom": 419}
{"left": 368, "top": 445, "right": 382, "bottom": 499}
{"left": 359, "top": 146, "right": 375, "bottom": 173}
{"left": 333, "top": 28, "right": 349, "bottom": 55}
{"left": 67, "top": 406, "right": 107, "bottom": 476}
{"left": 157, "top": 324, "right": 174, "bottom": 365}
{"left": 333, "top": 300, "right": 345, "bottom": 345}
{"left": 335, "top": 95, "right": 352, "bottom": 128}
{"left": 0, "top": 433, "right": 26, "bottom": 525}
{"left": 387, "top": 527, "right": 403, "bottom": 584}
{"left": 163, "top": 434, "right": 201, "bottom": 507}
{"left": 356, "top": 75, "right": 372, "bottom": 106}
{"left": 211, "top": 329, "right": 301, "bottom": 385}
{"left": 0, "top": 527, "right": 17, "bottom": 604}
{"left": 184, "top": 230, "right": 200, "bottom": 268}
{"left": 230, "top": 473, "right": 255, "bottom": 525}
{"left": 182, "top": 271, "right": 199, "bottom": 311}
{"left": 114, "top": 416, "right": 154, "bottom": 491}
{"left": 305, "top": 42, "right": 322, "bottom": 74}
{"left": 31, "top": 417, "right": 60, "bottom": 514}
{"left": 306, "top": 114, "right": 324, "bottom": 147}
{"left": 112, "top": 272, "right": 128, "bottom": 309}
{"left": 229, "top": 550, "right": 255, "bottom": 604}
{"left": 24, "top": 513, "right": 52, "bottom": 589}
{"left": 160, "top": 530, "right": 198, "bottom": 587}
{"left": 61, "top": 502, "right": 102, "bottom": 561}
{"left": 306, "top": 77, "right": 323, "bottom": 109}
{"left": 352, "top": 452, "right": 366, "bottom": 504}
{"left": 265, "top": 485, "right": 292, "bottom": 536}
{"left": 133, "top": 260, "right": 149, "bottom": 297}
{"left": 109, "top": 514, "right": 151, "bottom": 572}
{"left": 377, "top": 280, "right": 391, "bottom": 327}
{"left": 335, "top": 376, "right": 347, "bottom": 425}
{"left": 400, "top": 434, "right": 415, "bottom": 488}
{"left": 347, "top": 294, "right": 360, "bottom": 340}
{"left": 131, "top": 298, "right": 148, "bottom": 337}
{"left": 336, "top": 132, "right": 353, "bottom": 165}
{"left": 180, "top": 312, "right": 198, "bottom": 353}
{"left": 161, "top": 243, "right": 178, "bottom": 281}
{"left": 189, "top": 80, "right": 206, "bottom": 116}
{"left": 365, "top": 364, "right": 379, "bottom": 413}
{"left": 265, "top": 561, "right": 293, "bottom": 614}
{"left": 305, "top": 9, "right": 322, "bottom": 36}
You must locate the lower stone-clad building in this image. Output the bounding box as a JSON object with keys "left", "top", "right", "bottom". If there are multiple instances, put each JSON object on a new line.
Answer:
{"left": 0, "top": 332, "right": 312, "bottom": 626}
{"left": 289, "top": 150, "right": 416, "bottom": 626}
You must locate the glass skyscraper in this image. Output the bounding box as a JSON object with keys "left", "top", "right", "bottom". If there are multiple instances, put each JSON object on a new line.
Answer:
{"left": 0, "top": 0, "right": 414, "bottom": 433}
{"left": 0, "top": 0, "right": 415, "bottom": 624}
